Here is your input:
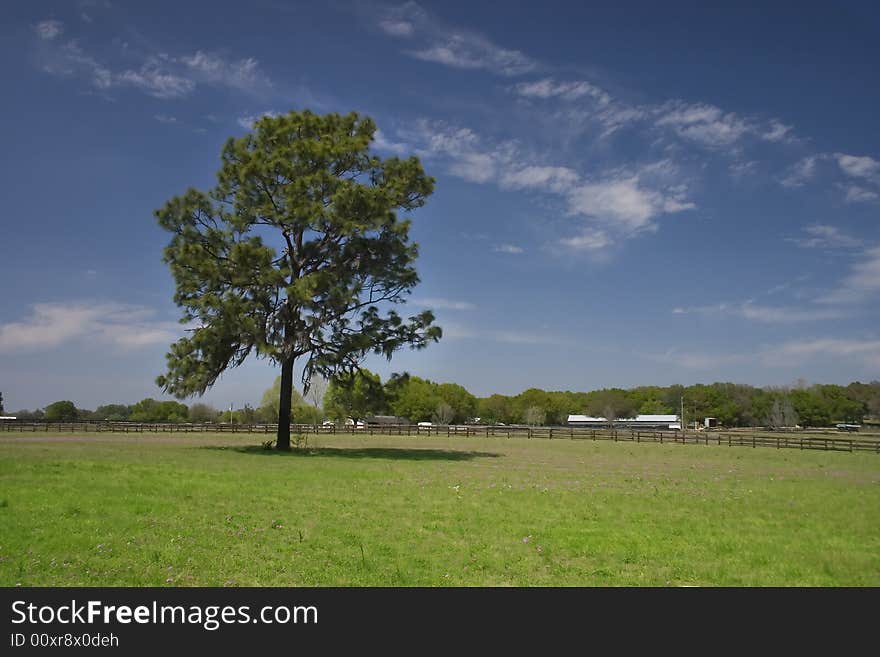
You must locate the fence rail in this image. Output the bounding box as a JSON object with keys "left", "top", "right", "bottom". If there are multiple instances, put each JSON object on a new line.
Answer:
{"left": 2, "top": 420, "right": 879, "bottom": 453}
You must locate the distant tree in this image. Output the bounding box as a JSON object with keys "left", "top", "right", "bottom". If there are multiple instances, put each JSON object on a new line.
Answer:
{"left": 325, "top": 369, "right": 386, "bottom": 424}
{"left": 586, "top": 389, "right": 637, "bottom": 427}
{"left": 523, "top": 405, "right": 546, "bottom": 426}
{"left": 477, "top": 394, "right": 513, "bottom": 425}
{"left": 0, "top": 391, "right": 4, "bottom": 414}
{"left": 129, "top": 398, "right": 189, "bottom": 423}
{"left": 766, "top": 397, "right": 798, "bottom": 429}
{"left": 305, "top": 375, "right": 328, "bottom": 413}
{"left": 154, "top": 110, "right": 440, "bottom": 450}
{"left": 44, "top": 400, "right": 78, "bottom": 422}
{"left": 433, "top": 402, "right": 454, "bottom": 424}
{"left": 94, "top": 404, "right": 132, "bottom": 421}
{"left": 258, "top": 376, "right": 307, "bottom": 424}
{"left": 436, "top": 382, "right": 477, "bottom": 423}
{"left": 13, "top": 408, "right": 44, "bottom": 421}
{"left": 387, "top": 375, "right": 438, "bottom": 422}
{"left": 188, "top": 403, "right": 219, "bottom": 423}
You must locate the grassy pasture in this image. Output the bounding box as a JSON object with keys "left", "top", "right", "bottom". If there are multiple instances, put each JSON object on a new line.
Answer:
{"left": 1, "top": 432, "right": 878, "bottom": 586}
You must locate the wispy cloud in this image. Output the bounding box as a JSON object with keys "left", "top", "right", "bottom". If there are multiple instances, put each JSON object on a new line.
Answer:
{"left": 0, "top": 302, "right": 183, "bottom": 354}
{"left": 840, "top": 184, "right": 879, "bottom": 204}
{"left": 770, "top": 338, "right": 880, "bottom": 367}
{"left": 650, "top": 337, "right": 880, "bottom": 370}
{"left": 785, "top": 224, "right": 863, "bottom": 250}
{"left": 672, "top": 302, "right": 844, "bottom": 323}
{"left": 513, "top": 78, "right": 610, "bottom": 104}
{"left": 237, "top": 110, "right": 280, "bottom": 129}
{"left": 179, "top": 51, "right": 272, "bottom": 94}
{"left": 153, "top": 114, "right": 178, "bottom": 124}
{"left": 411, "top": 297, "right": 476, "bottom": 311}
{"left": 35, "top": 19, "right": 64, "bottom": 40}
{"left": 34, "top": 27, "right": 271, "bottom": 99}
{"left": 378, "top": 2, "right": 536, "bottom": 76}
{"left": 493, "top": 244, "right": 524, "bottom": 254}
{"left": 835, "top": 153, "right": 880, "bottom": 181}
{"left": 398, "top": 120, "right": 694, "bottom": 251}
{"left": 817, "top": 246, "right": 880, "bottom": 304}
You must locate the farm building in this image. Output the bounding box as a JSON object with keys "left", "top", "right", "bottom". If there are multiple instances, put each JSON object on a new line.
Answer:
{"left": 567, "top": 414, "right": 680, "bottom": 429}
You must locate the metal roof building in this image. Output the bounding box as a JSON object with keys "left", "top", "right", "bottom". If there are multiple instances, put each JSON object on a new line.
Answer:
{"left": 567, "top": 414, "right": 680, "bottom": 429}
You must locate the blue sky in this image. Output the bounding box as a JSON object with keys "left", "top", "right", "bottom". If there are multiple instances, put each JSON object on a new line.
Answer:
{"left": 1, "top": 1, "right": 879, "bottom": 411}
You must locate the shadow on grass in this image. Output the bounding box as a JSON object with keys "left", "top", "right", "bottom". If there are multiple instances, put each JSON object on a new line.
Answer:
{"left": 201, "top": 445, "right": 501, "bottom": 461}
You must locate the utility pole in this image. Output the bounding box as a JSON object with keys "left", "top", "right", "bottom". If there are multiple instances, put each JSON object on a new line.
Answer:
{"left": 680, "top": 395, "right": 685, "bottom": 435}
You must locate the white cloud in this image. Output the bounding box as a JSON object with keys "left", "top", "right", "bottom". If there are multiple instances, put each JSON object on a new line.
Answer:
{"left": 817, "top": 246, "right": 880, "bottom": 304}
{"left": 411, "top": 297, "right": 476, "bottom": 311}
{"left": 770, "top": 338, "right": 880, "bottom": 368}
{"left": 655, "top": 102, "right": 750, "bottom": 147}
{"left": 762, "top": 120, "right": 794, "bottom": 143}
{"left": 513, "top": 78, "right": 610, "bottom": 104}
{"left": 36, "top": 36, "right": 269, "bottom": 99}
{"left": 780, "top": 155, "right": 822, "bottom": 188}
{"left": 372, "top": 129, "right": 409, "bottom": 154}
{"left": 379, "top": 20, "right": 415, "bottom": 37}
{"left": 0, "top": 302, "right": 182, "bottom": 354}
{"left": 380, "top": 3, "right": 535, "bottom": 76}
{"left": 153, "top": 114, "right": 178, "bottom": 124}
{"left": 499, "top": 166, "right": 579, "bottom": 193}
{"left": 35, "top": 19, "right": 63, "bottom": 40}
{"left": 566, "top": 171, "right": 694, "bottom": 233}
{"left": 673, "top": 302, "right": 844, "bottom": 323}
{"left": 410, "top": 34, "right": 536, "bottom": 76}
{"left": 786, "top": 224, "right": 863, "bottom": 250}
{"left": 237, "top": 110, "right": 280, "bottom": 129}
{"left": 835, "top": 153, "right": 880, "bottom": 180}
{"left": 558, "top": 229, "right": 612, "bottom": 251}
{"left": 406, "top": 120, "right": 693, "bottom": 248}
{"left": 180, "top": 51, "right": 272, "bottom": 93}
{"left": 841, "top": 184, "right": 879, "bottom": 204}
{"left": 493, "top": 244, "right": 524, "bottom": 254}
{"left": 117, "top": 63, "right": 194, "bottom": 99}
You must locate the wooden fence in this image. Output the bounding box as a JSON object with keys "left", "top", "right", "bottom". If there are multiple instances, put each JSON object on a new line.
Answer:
{"left": 2, "top": 420, "right": 879, "bottom": 453}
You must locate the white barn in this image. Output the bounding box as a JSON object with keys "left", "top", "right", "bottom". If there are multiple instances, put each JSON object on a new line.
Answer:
{"left": 567, "top": 414, "right": 680, "bottom": 430}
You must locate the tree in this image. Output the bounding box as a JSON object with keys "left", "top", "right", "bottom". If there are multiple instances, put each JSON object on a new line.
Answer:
{"left": 44, "top": 400, "right": 78, "bottom": 422}
{"left": 387, "top": 374, "right": 438, "bottom": 422}
{"left": 188, "top": 403, "right": 219, "bottom": 423}
{"left": 523, "top": 405, "right": 546, "bottom": 426}
{"left": 94, "top": 404, "right": 132, "bottom": 421}
{"left": 154, "top": 110, "right": 440, "bottom": 450}
{"left": 325, "top": 369, "right": 386, "bottom": 424}
{"left": 766, "top": 397, "right": 798, "bottom": 429}
{"left": 129, "top": 398, "right": 189, "bottom": 423}
{"left": 586, "top": 389, "right": 637, "bottom": 427}
{"left": 433, "top": 402, "right": 454, "bottom": 424}
{"left": 0, "top": 391, "right": 4, "bottom": 414}
{"left": 258, "top": 376, "right": 306, "bottom": 424}
{"left": 305, "top": 375, "right": 328, "bottom": 413}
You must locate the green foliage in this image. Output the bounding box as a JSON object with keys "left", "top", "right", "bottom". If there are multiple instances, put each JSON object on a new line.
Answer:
{"left": 128, "top": 398, "right": 189, "bottom": 423}
{"left": 188, "top": 403, "right": 219, "bottom": 423}
{"left": 44, "top": 400, "right": 78, "bottom": 422}
{"left": 325, "top": 369, "right": 385, "bottom": 422}
{"left": 153, "top": 110, "right": 441, "bottom": 448}
{"left": 94, "top": 404, "right": 133, "bottom": 422}
{"left": 257, "top": 376, "right": 308, "bottom": 423}
{"left": 586, "top": 389, "right": 638, "bottom": 424}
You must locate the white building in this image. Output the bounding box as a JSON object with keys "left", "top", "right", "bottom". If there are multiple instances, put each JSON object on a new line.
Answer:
{"left": 567, "top": 414, "right": 680, "bottom": 429}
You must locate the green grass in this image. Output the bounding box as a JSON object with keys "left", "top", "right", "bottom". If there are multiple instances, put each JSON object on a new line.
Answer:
{"left": 1, "top": 432, "right": 878, "bottom": 586}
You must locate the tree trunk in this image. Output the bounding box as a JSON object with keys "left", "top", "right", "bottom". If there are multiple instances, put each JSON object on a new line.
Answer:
{"left": 276, "top": 356, "right": 295, "bottom": 450}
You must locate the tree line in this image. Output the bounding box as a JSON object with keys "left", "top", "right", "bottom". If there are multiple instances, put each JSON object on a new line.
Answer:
{"left": 5, "top": 376, "right": 878, "bottom": 428}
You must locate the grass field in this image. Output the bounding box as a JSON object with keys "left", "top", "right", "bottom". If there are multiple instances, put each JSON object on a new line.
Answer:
{"left": 1, "top": 432, "right": 878, "bottom": 586}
